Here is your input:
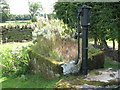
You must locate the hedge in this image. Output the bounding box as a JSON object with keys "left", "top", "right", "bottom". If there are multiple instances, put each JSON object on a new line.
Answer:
{"left": 0, "top": 25, "right": 33, "bottom": 42}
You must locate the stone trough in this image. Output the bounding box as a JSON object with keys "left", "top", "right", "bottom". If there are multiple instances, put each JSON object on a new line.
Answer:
{"left": 28, "top": 47, "right": 105, "bottom": 78}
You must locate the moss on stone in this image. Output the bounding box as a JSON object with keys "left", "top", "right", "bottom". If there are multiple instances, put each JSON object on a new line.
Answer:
{"left": 28, "top": 48, "right": 64, "bottom": 65}
{"left": 91, "top": 51, "right": 104, "bottom": 57}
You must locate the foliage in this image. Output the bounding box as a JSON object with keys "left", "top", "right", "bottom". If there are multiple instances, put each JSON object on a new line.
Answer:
{"left": 0, "top": 43, "right": 31, "bottom": 76}
{"left": 54, "top": 2, "right": 80, "bottom": 29}
{"left": 0, "top": 0, "right": 10, "bottom": 22}
{"left": 47, "top": 13, "right": 57, "bottom": 20}
{"left": 90, "top": 3, "right": 119, "bottom": 45}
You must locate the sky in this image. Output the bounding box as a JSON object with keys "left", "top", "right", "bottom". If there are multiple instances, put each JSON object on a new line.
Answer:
{"left": 7, "top": 0, "right": 57, "bottom": 15}
{"left": 6, "top": 0, "right": 120, "bottom": 15}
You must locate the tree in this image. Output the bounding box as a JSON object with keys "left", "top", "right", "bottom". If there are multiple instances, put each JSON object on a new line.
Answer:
{"left": 54, "top": 2, "right": 120, "bottom": 63}
{"left": 0, "top": 0, "right": 10, "bottom": 22}
{"left": 54, "top": 2, "right": 81, "bottom": 29}
{"left": 28, "top": 2, "right": 43, "bottom": 22}
{"left": 54, "top": 2, "right": 120, "bottom": 50}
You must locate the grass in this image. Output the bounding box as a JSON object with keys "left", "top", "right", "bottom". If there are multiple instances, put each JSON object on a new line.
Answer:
{"left": 0, "top": 41, "right": 32, "bottom": 48}
{"left": 0, "top": 42, "right": 32, "bottom": 50}
{"left": 2, "top": 74, "right": 60, "bottom": 88}
{"left": 104, "top": 56, "right": 120, "bottom": 69}
{"left": 0, "top": 22, "right": 31, "bottom": 26}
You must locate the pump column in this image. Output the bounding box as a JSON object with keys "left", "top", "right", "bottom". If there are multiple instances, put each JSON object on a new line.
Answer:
{"left": 79, "top": 5, "right": 91, "bottom": 75}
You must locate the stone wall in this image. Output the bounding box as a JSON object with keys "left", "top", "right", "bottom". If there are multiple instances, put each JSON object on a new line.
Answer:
{"left": 0, "top": 25, "right": 33, "bottom": 43}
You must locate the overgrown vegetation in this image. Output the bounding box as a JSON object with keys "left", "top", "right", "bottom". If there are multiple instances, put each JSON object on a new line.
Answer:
{"left": 31, "top": 19, "right": 74, "bottom": 61}
{"left": 31, "top": 19, "right": 102, "bottom": 62}
{"left": 0, "top": 42, "right": 32, "bottom": 76}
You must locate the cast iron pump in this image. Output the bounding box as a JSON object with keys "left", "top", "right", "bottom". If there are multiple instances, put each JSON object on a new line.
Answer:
{"left": 74, "top": 5, "right": 91, "bottom": 75}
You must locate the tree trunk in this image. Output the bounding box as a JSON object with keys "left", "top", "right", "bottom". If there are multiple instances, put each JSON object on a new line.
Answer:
{"left": 100, "top": 39, "right": 109, "bottom": 50}
{"left": 94, "top": 37, "right": 97, "bottom": 47}
{"left": 112, "top": 39, "right": 115, "bottom": 50}
{"left": 118, "top": 39, "right": 120, "bottom": 62}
